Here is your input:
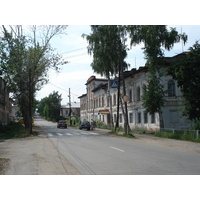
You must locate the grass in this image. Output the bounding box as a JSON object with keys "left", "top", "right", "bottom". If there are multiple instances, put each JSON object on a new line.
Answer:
{"left": 0, "top": 122, "right": 37, "bottom": 139}
{"left": 150, "top": 130, "right": 200, "bottom": 143}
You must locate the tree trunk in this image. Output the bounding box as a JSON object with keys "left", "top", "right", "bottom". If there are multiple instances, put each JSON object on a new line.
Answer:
{"left": 108, "top": 76, "right": 114, "bottom": 128}
{"left": 115, "top": 66, "right": 121, "bottom": 132}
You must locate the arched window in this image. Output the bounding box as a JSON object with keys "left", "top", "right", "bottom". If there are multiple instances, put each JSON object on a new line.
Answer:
{"left": 137, "top": 87, "right": 141, "bottom": 101}
{"left": 168, "top": 80, "right": 176, "bottom": 96}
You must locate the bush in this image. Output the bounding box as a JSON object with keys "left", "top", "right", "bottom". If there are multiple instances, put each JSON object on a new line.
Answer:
{"left": 0, "top": 122, "right": 30, "bottom": 139}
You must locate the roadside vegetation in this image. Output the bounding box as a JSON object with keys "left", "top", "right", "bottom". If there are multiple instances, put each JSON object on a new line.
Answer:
{"left": 0, "top": 122, "right": 38, "bottom": 140}
{"left": 94, "top": 120, "right": 200, "bottom": 142}
{"left": 131, "top": 128, "right": 200, "bottom": 143}
{"left": 37, "top": 91, "right": 64, "bottom": 122}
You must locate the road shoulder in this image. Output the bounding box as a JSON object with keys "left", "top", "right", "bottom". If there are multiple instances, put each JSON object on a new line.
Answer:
{"left": 0, "top": 126, "right": 80, "bottom": 175}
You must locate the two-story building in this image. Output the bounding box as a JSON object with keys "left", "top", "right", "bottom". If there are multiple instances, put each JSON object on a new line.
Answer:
{"left": 78, "top": 54, "right": 192, "bottom": 132}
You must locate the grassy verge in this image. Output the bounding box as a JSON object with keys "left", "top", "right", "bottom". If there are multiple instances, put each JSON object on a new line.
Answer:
{"left": 0, "top": 122, "right": 38, "bottom": 140}
{"left": 152, "top": 130, "right": 200, "bottom": 143}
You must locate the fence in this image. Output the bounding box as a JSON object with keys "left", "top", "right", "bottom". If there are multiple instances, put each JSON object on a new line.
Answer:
{"left": 158, "top": 128, "right": 200, "bottom": 142}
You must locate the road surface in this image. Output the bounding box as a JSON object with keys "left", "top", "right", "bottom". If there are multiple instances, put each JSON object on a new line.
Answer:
{"left": 34, "top": 116, "right": 200, "bottom": 175}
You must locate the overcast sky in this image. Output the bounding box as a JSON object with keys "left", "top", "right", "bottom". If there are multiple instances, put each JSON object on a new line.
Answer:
{"left": 35, "top": 25, "right": 200, "bottom": 104}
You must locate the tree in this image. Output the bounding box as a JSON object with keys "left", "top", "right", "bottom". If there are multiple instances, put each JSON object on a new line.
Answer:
{"left": 169, "top": 42, "right": 200, "bottom": 123}
{"left": 37, "top": 91, "right": 62, "bottom": 122}
{"left": 0, "top": 25, "right": 67, "bottom": 134}
{"left": 83, "top": 25, "right": 130, "bottom": 133}
{"left": 126, "top": 25, "right": 187, "bottom": 128}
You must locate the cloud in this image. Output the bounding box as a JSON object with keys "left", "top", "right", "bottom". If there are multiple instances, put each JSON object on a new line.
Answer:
{"left": 36, "top": 68, "right": 99, "bottom": 104}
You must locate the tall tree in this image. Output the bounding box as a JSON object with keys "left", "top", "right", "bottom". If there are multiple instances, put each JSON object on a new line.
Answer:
{"left": 169, "top": 42, "right": 200, "bottom": 124}
{"left": 0, "top": 25, "right": 67, "bottom": 134}
{"left": 126, "top": 25, "right": 187, "bottom": 128}
{"left": 83, "top": 25, "right": 130, "bottom": 132}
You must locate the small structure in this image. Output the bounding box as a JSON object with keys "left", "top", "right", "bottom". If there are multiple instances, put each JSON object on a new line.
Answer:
{"left": 60, "top": 102, "right": 80, "bottom": 119}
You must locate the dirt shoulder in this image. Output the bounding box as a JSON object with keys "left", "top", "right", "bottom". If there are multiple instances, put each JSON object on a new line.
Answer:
{"left": 0, "top": 126, "right": 80, "bottom": 175}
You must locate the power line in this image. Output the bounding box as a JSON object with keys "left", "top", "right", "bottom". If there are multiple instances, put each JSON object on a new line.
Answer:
{"left": 63, "top": 52, "right": 88, "bottom": 60}
{"left": 60, "top": 47, "right": 87, "bottom": 55}
{"left": 48, "top": 82, "right": 80, "bottom": 97}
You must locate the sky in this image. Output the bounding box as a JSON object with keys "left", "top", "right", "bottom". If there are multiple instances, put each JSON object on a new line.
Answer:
{"left": 2, "top": 1, "right": 200, "bottom": 197}
{"left": 36, "top": 25, "right": 200, "bottom": 105}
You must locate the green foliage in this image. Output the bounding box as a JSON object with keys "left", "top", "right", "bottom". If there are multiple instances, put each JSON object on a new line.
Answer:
{"left": 0, "top": 122, "right": 30, "bottom": 139}
{"left": 0, "top": 25, "right": 67, "bottom": 134}
{"left": 83, "top": 25, "right": 128, "bottom": 78}
{"left": 126, "top": 25, "right": 187, "bottom": 128}
{"left": 193, "top": 119, "right": 200, "bottom": 130}
{"left": 169, "top": 42, "right": 200, "bottom": 121}
{"left": 127, "top": 25, "right": 187, "bottom": 59}
{"left": 142, "top": 66, "right": 165, "bottom": 114}
{"left": 37, "top": 91, "right": 62, "bottom": 122}
{"left": 154, "top": 129, "right": 200, "bottom": 142}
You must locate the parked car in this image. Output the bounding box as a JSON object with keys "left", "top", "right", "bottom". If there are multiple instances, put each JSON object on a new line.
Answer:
{"left": 57, "top": 120, "right": 67, "bottom": 128}
{"left": 79, "top": 121, "right": 91, "bottom": 130}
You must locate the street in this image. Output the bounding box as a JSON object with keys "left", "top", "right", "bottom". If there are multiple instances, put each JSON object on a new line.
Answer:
{"left": 35, "top": 116, "right": 200, "bottom": 175}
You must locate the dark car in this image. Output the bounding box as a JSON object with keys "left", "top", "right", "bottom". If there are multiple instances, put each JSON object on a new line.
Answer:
{"left": 79, "top": 121, "right": 91, "bottom": 130}
{"left": 57, "top": 120, "right": 67, "bottom": 128}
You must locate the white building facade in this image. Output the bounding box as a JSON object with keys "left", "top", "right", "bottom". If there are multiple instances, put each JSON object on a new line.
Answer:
{"left": 79, "top": 64, "right": 191, "bottom": 131}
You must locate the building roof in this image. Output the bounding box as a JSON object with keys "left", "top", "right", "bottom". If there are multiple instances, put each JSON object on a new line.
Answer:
{"left": 85, "top": 75, "right": 108, "bottom": 85}
{"left": 78, "top": 94, "right": 87, "bottom": 99}
{"left": 61, "top": 102, "right": 80, "bottom": 108}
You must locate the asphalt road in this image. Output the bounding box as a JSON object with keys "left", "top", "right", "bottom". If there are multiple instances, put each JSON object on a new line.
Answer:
{"left": 35, "top": 116, "right": 200, "bottom": 175}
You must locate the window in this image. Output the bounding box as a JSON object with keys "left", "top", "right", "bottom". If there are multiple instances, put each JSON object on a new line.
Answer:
{"left": 119, "top": 114, "right": 123, "bottom": 123}
{"left": 137, "top": 87, "right": 141, "bottom": 101}
{"left": 168, "top": 80, "right": 176, "bottom": 96}
{"left": 129, "top": 89, "right": 132, "bottom": 102}
{"left": 143, "top": 84, "right": 147, "bottom": 96}
{"left": 102, "top": 96, "right": 104, "bottom": 107}
{"left": 114, "top": 114, "right": 117, "bottom": 123}
{"left": 144, "top": 112, "right": 148, "bottom": 123}
{"left": 151, "top": 113, "right": 155, "bottom": 123}
{"left": 129, "top": 112, "right": 133, "bottom": 123}
{"left": 96, "top": 99, "right": 98, "bottom": 108}
{"left": 113, "top": 94, "right": 116, "bottom": 105}
{"left": 137, "top": 112, "right": 141, "bottom": 123}
{"left": 107, "top": 96, "right": 109, "bottom": 107}
{"left": 99, "top": 97, "right": 101, "bottom": 107}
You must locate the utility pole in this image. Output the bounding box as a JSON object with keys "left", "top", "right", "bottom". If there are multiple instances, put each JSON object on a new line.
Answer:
{"left": 68, "top": 88, "right": 72, "bottom": 126}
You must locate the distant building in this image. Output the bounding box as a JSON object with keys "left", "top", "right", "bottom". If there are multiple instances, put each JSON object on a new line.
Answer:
{"left": 60, "top": 102, "right": 80, "bottom": 119}
{"left": 78, "top": 53, "right": 192, "bottom": 131}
